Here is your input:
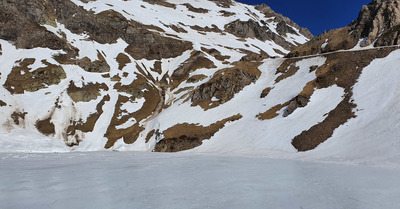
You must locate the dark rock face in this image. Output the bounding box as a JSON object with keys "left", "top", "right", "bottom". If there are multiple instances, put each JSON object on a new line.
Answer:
{"left": 76, "top": 57, "right": 110, "bottom": 73}
{"left": 225, "top": 19, "right": 295, "bottom": 50}
{"left": 255, "top": 4, "right": 314, "bottom": 39}
{"left": 155, "top": 135, "right": 203, "bottom": 152}
{"left": 283, "top": 96, "right": 309, "bottom": 117}
{"left": 11, "top": 111, "right": 27, "bottom": 126}
{"left": 210, "top": 0, "right": 234, "bottom": 8}
{"left": 0, "top": 0, "right": 192, "bottom": 60}
{"left": 0, "top": 0, "right": 69, "bottom": 50}
{"left": 124, "top": 21, "right": 193, "bottom": 60}
{"left": 276, "top": 21, "right": 298, "bottom": 36}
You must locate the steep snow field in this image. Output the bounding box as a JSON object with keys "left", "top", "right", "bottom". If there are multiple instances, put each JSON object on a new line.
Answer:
{"left": 1, "top": 152, "right": 399, "bottom": 209}
{"left": 0, "top": 0, "right": 311, "bottom": 153}
{"left": 0, "top": 0, "right": 399, "bottom": 169}
{"left": 1, "top": 41, "right": 400, "bottom": 167}
{"left": 303, "top": 49, "right": 400, "bottom": 167}
{"left": 1, "top": 0, "right": 400, "bottom": 208}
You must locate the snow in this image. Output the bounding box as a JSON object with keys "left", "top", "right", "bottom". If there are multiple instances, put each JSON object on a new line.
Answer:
{"left": 350, "top": 38, "right": 377, "bottom": 51}
{"left": 192, "top": 85, "right": 344, "bottom": 153}
{"left": 1, "top": 1, "right": 400, "bottom": 207}
{"left": 0, "top": 151, "right": 399, "bottom": 209}
{"left": 302, "top": 49, "right": 400, "bottom": 168}
{"left": 74, "top": 90, "right": 120, "bottom": 152}
{"left": 321, "top": 39, "right": 328, "bottom": 49}
{"left": 68, "top": 0, "right": 304, "bottom": 58}
{"left": 1, "top": 0, "right": 399, "bottom": 171}
{"left": 0, "top": 128, "right": 70, "bottom": 153}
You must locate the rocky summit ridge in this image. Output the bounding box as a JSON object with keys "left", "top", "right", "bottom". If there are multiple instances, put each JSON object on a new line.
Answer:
{"left": 0, "top": 0, "right": 399, "bottom": 166}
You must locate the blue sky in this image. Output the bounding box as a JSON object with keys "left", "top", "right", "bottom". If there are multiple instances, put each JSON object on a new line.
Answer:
{"left": 235, "top": 0, "right": 372, "bottom": 35}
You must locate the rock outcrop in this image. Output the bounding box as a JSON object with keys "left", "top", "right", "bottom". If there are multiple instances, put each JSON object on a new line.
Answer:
{"left": 9, "top": 0, "right": 392, "bottom": 155}
{"left": 154, "top": 114, "right": 242, "bottom": 152}
{"left": 350, "top": 0, "right": 400, "bottom": 46}
{"left": 0, "top": 0, "right": 193, "bottom": 60}
{"left": 225, "top": 19, "right": 296, "bottom": 50}
{"left": 191, "top": 62, "right": 260, "bottom": 110}
{"left": 255, "top": 4, "right": 314, "bottom": 39}
{"left": 288, "top": 0, "right": 400, "bottom": 58}
{"left": 4, "top": 59, "right": 66, "bottom": 94}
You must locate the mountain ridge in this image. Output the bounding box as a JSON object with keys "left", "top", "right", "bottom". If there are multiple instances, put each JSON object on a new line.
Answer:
{"left": 0, "top": 0, "right": 399, "bottom": 166}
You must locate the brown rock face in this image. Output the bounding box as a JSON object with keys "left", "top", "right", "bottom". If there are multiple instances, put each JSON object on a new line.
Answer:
{"left": 67, "top": 81, "right": 107, "bottom": 103}
{"left": 11, "top": 111, "right": 27, "bottom": 126}
{"left": 77, "top": 57, "right": 110, "bottom": 73}
{"left": 0, "top": 0, "right": 69, "bottom": 50}
{"left": 4, "top": 59, "right": 66, "bottom": 94}
{"left": 170, "top": 51, "right": 216, "bottom": 87}
{"left": 350, "top": 0, "right": 400, "bottom": 46}
{"left": 154, "top": 114, "right": 242, "bottom": 152}
{"left": 143, "top": 0, "right": 176, "bottom": 8}
{"left": 182, "top": 3, "right": 209, "bottom": 13}
{"left": 124, "top": 21, "right": 193, "bottom": 60}
{"left": 191, "top": 63, "right": 260, "bottom": 110}
{"left": 288, "top": 0, "right": 400, "bottom": 58}
{"left": 36, "top": 118, "right": 55, "bottom": 136}
{"left": 1, "top": 0, "right": 192, "bottom": 61}
{"left": 210, "top": 0, "right": 234, "bottom": 8}
{"left": 287, "top": 27, "right": 359, "bottom": 58}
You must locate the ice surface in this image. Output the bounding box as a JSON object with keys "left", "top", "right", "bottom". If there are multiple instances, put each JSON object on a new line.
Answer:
{"left": 0, "top": 152, "right": 399, "bottom": 209}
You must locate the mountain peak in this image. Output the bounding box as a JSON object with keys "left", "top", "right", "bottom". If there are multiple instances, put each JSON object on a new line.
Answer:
{"left": 351, "top": 0, "right": 400, "bottom": 46}
{"left": 287, "top": 0, "right": 400, "bottom": 57}
{"left": 255, "top": 4, "right": 314, "bottom": 39}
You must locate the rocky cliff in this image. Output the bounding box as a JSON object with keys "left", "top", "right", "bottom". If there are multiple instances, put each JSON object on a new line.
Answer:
{"left": 288, "top": 0, "right": 400, "bottom": 57}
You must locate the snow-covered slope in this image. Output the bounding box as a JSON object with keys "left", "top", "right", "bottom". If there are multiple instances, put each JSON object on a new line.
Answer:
{"left": 0, "top": 0, "right": 399, "bottom": 166}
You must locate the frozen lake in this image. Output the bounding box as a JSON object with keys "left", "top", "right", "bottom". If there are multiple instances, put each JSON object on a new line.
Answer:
{"left": 1, "top": 152, "right": 399, "bottom": 209}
